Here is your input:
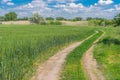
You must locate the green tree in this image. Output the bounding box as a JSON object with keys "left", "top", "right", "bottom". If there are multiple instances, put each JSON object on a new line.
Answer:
{"left": 56, "top": 17, "right": 65, "bottom": 20}
{"left": 86, "top": 17, "right": 92, "bottom": 21}
{"left": 5, "top": 12, "right": 17, "bottom": 21}
{"left": 73, "top": 17, "right": 82, "bottom": 21}
{"left": 0, "top": 16, "right": 5, "bottom": 24}
{"left": 46, "top": 17, "right": 54, "bottom": 20}
{"left": 114, "top": 13, "right": 120, "bottom": 26}
{"left": 17, "top": 17, "right": 28, "bottom": 21}
{"left": 29, "top": 13, "right": 45, "bottom": 24}
{"left": 0, "top": 16, "right": 5, "bottom": 21}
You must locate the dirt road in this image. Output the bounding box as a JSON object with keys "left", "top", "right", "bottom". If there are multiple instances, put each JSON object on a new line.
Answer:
{"left": 82, "top": 31, "right": 105, "bottom": 80}
{"left": 31, "top": 32, "right": 97, "bottom": 80}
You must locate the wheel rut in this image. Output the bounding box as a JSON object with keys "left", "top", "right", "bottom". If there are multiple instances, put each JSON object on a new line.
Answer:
{"left": 82, "top": 31, "right": 105, "bottom": 80}
{"left": 31, "top": 32, "right": 97, "bottom": 80}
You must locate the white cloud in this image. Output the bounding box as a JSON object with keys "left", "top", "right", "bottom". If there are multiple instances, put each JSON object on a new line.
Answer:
{"left": 54, "top": 4, "right": 66, "bottom": 8}
{"left": 105, "top": 8, "right": 114, "bottom": 12}
{"left": 98, "top": 0, "right": 113, "bottom": 5}
{"left": 47, "top": 0, "right": 75, "bottom": 3}
{"left": 115, "top": 4, "right": 120, "bottom": 11}
{"left": 0, "top": 0, "right": 119, "bottom": 19}
{"left": 54, "top": 3, "right": 84, "bottom": 14}
{"left": 2, "top": 0, "right": 12, "bottom": 3}
{"left": 7, "top": 2, "right": 14, "bottom": 5}
{"left": 69, "top": 3, "right": 84, "bottom": 8}
{"left": 14, "top": 0, "right": 47, "bottom": 10}
{"left": 54, "top": 3, "right": 84, "bottom": 9}
{"left": 1, "top": 0, "right": 14, "bottom": 6}
{"left": 8, "top": 0, "right": 51, "bottom": 17}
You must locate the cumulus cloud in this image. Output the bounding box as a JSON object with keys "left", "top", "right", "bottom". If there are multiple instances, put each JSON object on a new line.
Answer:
{"left": 1, "top": 0, "right": 14, "bottom": 5}
{"left": 69, "top": 3, "right": 84, "bottom": 8}
{"left": 9, "top": 0, "right": 51, "bottom": 17}
{"left": 7, "top": 2, "right": 14, "bottom": 5}
{"left": 47, "top": 0, "right": 75, "bottom": 3}
{"left": 0, "top": 0, "right": 119, "bottom": 19}
{"left": 105, "top": 8, "right": 114, "bottom": 12}
{"left": 2, "top": 0, "right": 12, "bottom": 3}
{"left": 54, "top": 3, "right": 84, "bottom": 9}
{"left": 53, "top": 2, "right": 84, "bottom": 14}
{"left": 115, "top": 4, "right": 120, "bottom": 11}
{"left": 98, "top": 0, "right": 113, "bottom": 5}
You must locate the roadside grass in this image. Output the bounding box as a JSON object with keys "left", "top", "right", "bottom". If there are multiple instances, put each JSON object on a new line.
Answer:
{"left": 0, "top": 25, "right": 95, "bottom": 80}
{"left": 61, "top": 30, "right": 103, "bottom": 80}
{"left": 94, "top": 27, "right": 120, "bottom": 80}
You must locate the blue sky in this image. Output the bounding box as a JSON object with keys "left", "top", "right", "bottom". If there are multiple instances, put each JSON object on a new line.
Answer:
{"left": 0, "top": 0, "right": 120, "bottom": 19}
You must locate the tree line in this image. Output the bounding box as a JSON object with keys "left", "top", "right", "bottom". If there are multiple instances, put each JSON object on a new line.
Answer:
{"left": 0, "top": 12, "right": 82, "bottom": 21}
{"left": 0, "top": 12, "right": 120, "bottom": 26}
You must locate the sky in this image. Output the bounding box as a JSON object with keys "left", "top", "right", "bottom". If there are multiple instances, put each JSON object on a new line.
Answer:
{"left": 0, "top": 0, "right": 120, "bottom": 19}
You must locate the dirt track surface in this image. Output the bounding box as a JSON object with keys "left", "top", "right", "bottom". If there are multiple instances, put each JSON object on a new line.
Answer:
{"left": 31, "top": 42, "right": 82, "bottom": 80}
{"left": 31, "top": 32, "right": 97, "bottom": 80}
{"left": 82, "top": 31, "right": 105, "bottom": 80}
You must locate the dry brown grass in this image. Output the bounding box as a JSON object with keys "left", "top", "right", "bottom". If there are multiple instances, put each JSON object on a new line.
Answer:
{"left": 2, "top": 20, "right": 89, "bottom": 26}
{"left": 2, "top": 20, "right": 30, "bottom": 24}
{"left": 61, "top": 21, "right": 89, "bottom": 26}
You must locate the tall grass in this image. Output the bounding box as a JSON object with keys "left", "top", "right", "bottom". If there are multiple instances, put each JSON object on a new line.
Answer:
{"left": 61, "top": 31, "right": 103, "bottom": 80}
{"left": 0, "top": 25, "right": 95, "bottom": 80}
{"left": 94, "top": 27, "right": 120, "bottom": 80}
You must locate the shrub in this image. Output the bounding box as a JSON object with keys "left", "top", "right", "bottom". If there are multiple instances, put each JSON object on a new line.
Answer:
{"left": 46, "top": 17, "right": 54, "bottom": 20}
{"left": 114, "top": 13, "right": 120, "bottom": 27}
{"left": 72, "top": 17, "right": 82, "bottom": 21}
{"left": 100, "top": 37, "right": 120, "bottom": 45}
{"left": 56, "top": 17, "right": 65, "bottom": 21}
{"left": 49, "top": 21, "right": 62, "bottom": 25}
{"left": 29, "top": 13, "right": 46, "bottom": 24}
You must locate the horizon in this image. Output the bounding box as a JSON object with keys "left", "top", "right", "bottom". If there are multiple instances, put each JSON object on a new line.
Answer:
{"left": 0, "top": 0, "right": 120, "bottom": 19}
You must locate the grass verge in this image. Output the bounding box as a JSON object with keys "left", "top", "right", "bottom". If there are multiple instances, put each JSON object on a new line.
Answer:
{"left": 94, "top": 27, "right": 120, "bottom": 80}
{"left": 61, "top": 31, "right": 103, "bottom": 80}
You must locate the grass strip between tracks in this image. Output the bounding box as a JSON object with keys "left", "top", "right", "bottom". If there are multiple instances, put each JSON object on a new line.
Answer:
{"left": 61, "top": 31, "right": 103, "bottom": 80}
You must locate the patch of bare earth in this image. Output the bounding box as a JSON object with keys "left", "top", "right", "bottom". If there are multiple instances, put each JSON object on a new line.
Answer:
{"left": 82, "top": 31, "right": 105, "bottom": 80}
{"left": 31, "top": 32, "right": 97, "bottom": 80}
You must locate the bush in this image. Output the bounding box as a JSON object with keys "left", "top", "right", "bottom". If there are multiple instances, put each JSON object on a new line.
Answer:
{"left": 56, "top": 17, "right": 65, "bottom": 21}
{"left": 46, "top": 17, "right": 54, "bottom": 20}
{"left": 72, "top": 17, "right": 82, "bottom": 21}
{"left": 89, "top": 19, "right": 113, "bottom": 26}
{"left": 99, "top": 37, "right": 120, "bottom": 45}
{"left": 0, "top": 16, "right": 5, "bottom": 21}
{"left": 49, "top": 21, "right": 62, "bottom": 25}
{"left": 114, "top": 13, "right": 120, "bottom": 27}
{"left": 29, "top": 13, "right": 46, "bottom": 24}
{"left": 87, "top": 17, "right": 92, "bottom": 21}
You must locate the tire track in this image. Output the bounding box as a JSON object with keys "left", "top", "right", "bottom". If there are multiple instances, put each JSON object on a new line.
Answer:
{"left": 82, "top": 31, "right": 105, "bottom": 80}
{"left": 31, "top": 32, "right": 98, "bottom": 80}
